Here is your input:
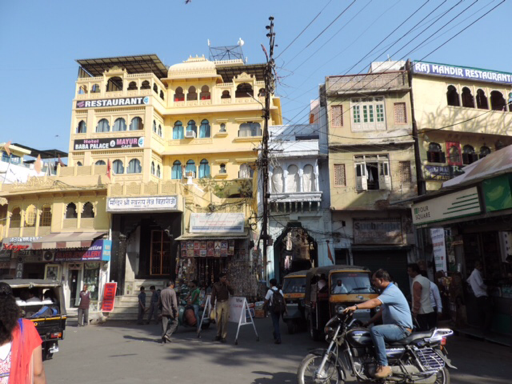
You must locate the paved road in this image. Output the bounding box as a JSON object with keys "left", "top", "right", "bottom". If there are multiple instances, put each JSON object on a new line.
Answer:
{"left": 45, "top": 318, "right": 511, "bottom": 383}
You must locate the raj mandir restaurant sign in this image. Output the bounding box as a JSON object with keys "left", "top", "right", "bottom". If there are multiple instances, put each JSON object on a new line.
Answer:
{"left": 107, "top": 196, "right": 178, "bottom": 213}
{"left": 411, "top": 187, "right": 481, "bottom": 226}
{"left": 413, "top": 61, "right": 512, "bottom": 85}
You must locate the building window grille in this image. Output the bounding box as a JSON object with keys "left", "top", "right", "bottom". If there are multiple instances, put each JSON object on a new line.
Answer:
{"left": 394, "top": 103, "right": 407, "bottom": 124}
{"left": 333, "top": 164, "right": 346, "bottom": 187}
{"left": 331, "top": 105, "right": 343, "bottom": 127}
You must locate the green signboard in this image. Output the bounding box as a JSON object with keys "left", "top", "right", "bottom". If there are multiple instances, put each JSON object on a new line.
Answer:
{"left": 482, "top": 174, "right": 512, "bottom": 212}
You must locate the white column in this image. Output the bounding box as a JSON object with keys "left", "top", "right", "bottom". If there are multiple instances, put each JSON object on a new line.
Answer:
{"left": 298, "top": 168, "right": 304, "bottom": 192}
{"left": 314, "top": 160, "right": 320, "bottom": 192}
{"left": 283, "top": 169, "right": 289, "bottom": 193}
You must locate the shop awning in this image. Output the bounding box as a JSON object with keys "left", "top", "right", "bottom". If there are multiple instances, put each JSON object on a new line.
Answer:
{"left": 32, "top": 232, "right": 107, "bottom": 250}
{"left": 175, "top": 229, "right": 249, "bottom": 241}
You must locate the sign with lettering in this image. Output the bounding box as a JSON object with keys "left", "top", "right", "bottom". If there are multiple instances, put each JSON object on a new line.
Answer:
{"left": 190, "top": 213, "right": 245, "bottom": 233}
{"left": 76, "top": 96, "right": 149, "bottom": 109}
{"left": 424, "top": 165, "right": 464, "bottom": 181}
{"left": 54, "top": 240, "right": 112, "bottom": 262}
{"left": 412, "top": 187, "right": 481, "bottom": 225}
{"left": 102, "top": 282, "right": 117, "bottom": 312}
{"left": 2, "top": 237, "right": 42, "bottom": 252}
{"left": 353, "top": 220, "right": 403, "bottom": 245}
{"left": 430, "top": 228, "right": 447, "bottom": 273}
{"left": 413, "top": 61, "right": 512, "bottom": 85}
{"left": 73, "top": 137, "right": 144, "bottom": 151}
{"left": 107, "top": 196, "right": 178, "bottom": 213}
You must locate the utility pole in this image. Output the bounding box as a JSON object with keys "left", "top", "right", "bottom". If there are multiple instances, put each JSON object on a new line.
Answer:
{"left": 261, "top": 16, "right": 275, "bottom": 280}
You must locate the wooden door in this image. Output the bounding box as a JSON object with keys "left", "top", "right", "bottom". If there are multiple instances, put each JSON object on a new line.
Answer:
{"left": 150, "top": 230, "right": 171, "bottom": 275}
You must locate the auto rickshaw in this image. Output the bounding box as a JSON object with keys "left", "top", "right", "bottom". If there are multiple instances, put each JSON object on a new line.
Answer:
{"left": 281, "top": 270, "right": 308, "bottom": 334}
{"left": 304, "top": 265, "right": 377, "bottom": 341}
{"left": 3, "top": 279, "right": 67, "bottom": 360}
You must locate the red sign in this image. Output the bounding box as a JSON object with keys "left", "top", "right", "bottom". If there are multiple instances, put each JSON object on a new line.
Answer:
{"left": 101, "top": 282, "right": 117, "bottom": 312}
{"left": 2, "top": 244, "right": 30, "bottom": 252}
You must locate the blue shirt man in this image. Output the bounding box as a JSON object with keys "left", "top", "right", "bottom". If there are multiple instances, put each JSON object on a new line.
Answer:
{"left": 345, "top": 269, "right": 412, "bottom": 379}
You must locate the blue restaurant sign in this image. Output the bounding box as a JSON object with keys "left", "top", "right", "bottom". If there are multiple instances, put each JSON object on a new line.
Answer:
{"left": 55, "top": 240, "right": 112, "bottom": 262}
{"left": 413, "top": 61, "right": 512, "bottom": 85}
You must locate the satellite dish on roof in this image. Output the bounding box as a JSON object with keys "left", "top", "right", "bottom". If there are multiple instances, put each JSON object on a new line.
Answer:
{"left": 238, "top": 38, "right": 245, "bottom": 47}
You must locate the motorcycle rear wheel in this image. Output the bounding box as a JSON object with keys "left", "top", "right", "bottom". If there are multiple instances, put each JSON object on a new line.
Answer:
{"left": 297, "top": 353, "right": 344, "bottom": 384}
{"left": 434, "top": 367, "right": 450, "bottom": 384}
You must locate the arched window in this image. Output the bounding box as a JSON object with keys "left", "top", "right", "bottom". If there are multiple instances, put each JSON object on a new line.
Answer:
{"left": 495, "top": 140, "right": 506, "bottom": 150}
{"left": 480, "top": 146, "right": 491, "bottom": 159}
{"left": 448, "top": 144, "right": 461, "bottom": 165}
{"left": 78, "top": 85, "right": 88, "bottom": 94}
{"left": 95, "top": 160, "right": 106, "bottom": 166}
{"left": 107, "top": 77, "right": 122, "bottom": 92}
{"left": 238, "top": 122, "right": 262, "bottom": 137}
{"left": 172, "top": 160, "right": 182, "bottom": 179}
{"left": 199, "top": 119, "right": 210, "bottom": 138}
{"left": 461, "top": 87, "right": 474, "bottom": 108}
{"left": 160, "top": 90, "right": 164, "bottom": 100}
{"left": 91, "top": 84, "right": 100, "bottom": 93}
{"left": 174, "top": 87, "right": 184, "bottom": 101}
{"left": 151, "top": 161, "right": 155, "bottom": 175}
{"left": 447, "top": 85, "right": 460, "bottom": 106}
{"left": 66, "top": 203, "right": 77, "bottom": 219}
{"left": 303, "top": 165, "right": 315, "bottom": 192}
{"left": 272, "top": 167, "right": 283, "bottom": 193}
{"left": 427, "top": 142, "right": 445, "bottom": 163}
{"left": 96, "top": 119, "right": 110, "bottom": 132}
{"left": 76, "top": 161, "right": 83, "bottom": 166}
{"left": 10, "top": 208, "right": 21, "bottom": 228}
{"left": 221, "top": 90, "right": 230, "bottom": 99}
{"left": 129, "top": 117, "right": 143, "bottom": 131}
{"left": 141, "top": 81, "right": 150, "bottom": 90}
{"left": 156, "top": 165, "right": 161, "bottom": 178}
{"left": 200, "top": 85, "right": 210, "bottom": 100}
{"left": 127, "top": 159, "right": 142, "bottom": 174}
{"left": 258, "top": 88, "right": 266, "bottom": 97}
{"left": 113, "top": 118, "right": 127, "bottom": 131}
{"left": 187, "top": 86, "right": 198, "bottom": 101}
{"left": 153, "top": 84, "right": 158, "bottom": 93}
{"left": 128, "top": 81, "right": 138, "bottom": 90}
{"left": 287, "top": 165, "right": 299, "bottom": 192}
{"left": 82, "top": 202, "right": 95, "bottom": 218}
{"left": 199, "top": 159, "right": 210, "bottom": 178}
{"left": 173, "top": 121, "right": 184, "bottom": 139}
{"left": 158, "top": 124, "right": 162, "bottom": 137}
{"left": 462, "top": 145, "right": 478, "bottom": 165}
{"left": 236, "top": 83, "right": 253, "bottom": 98}
{"left": 238, "top": 164, "right": 253, "bottom": 179}
{"left": 185, "top": 160, "right": 196, "bottom": 178}
{"left": 187, "top": 120, "right": 197, "bottom": 136}
{"left": 113, "top": 160, "right": 124, "bottom": 174}
{"left": 24, "top": 205, "right": 36, "bottom": 227}
{"left": 490, "top": 91, "right": 506, "bottom": 111}
{"left": 39, "top": 205, "right": 52, "bottom": 227}
{"left": 77, "top": 120, "right": 87, "bottom": 134}
{"left": 219, "top": 164, "right": 227, "bottom": 174}
{"left": 476, "top": 89, "right": 488, "bottom": 109}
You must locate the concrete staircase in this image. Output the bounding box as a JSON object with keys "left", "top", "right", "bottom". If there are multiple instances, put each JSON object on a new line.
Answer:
{"left": 106, "top": 279, "right": 168, "bottom": 321}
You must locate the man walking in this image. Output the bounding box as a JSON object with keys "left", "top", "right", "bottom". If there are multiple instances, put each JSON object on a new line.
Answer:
{"left": 146, "top": 286, "right": 160, "bottom": 325}
{"left": 344, "top": 269, "right": 412, "bottom": 379}
{"left": 137, "top": 286, "right": 146, "bottom": 325}
{"left": 407, "top": 263, "right": 434, "bottom": 331}
{"left": 467, "top": 261, "right": 492, "bottom": 333}
{"left": 264, "top": 279, "right": 286, "bottom": 344}
{"left": 159, "top": 280, "right": 178, "bottom": 344}
{"left": 211, "top": 273, "right": 234, "bottom": 343}
{"left": 78, "top": 284, "right": 90, "bottom": 327}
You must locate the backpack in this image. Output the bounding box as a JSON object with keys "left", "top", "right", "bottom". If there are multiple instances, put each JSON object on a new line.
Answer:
{"left": 271, "top": 289, "right": 286, "bottom": 314}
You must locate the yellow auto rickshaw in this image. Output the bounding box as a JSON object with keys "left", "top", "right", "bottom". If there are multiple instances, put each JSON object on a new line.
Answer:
{"left": 282, "top": 270, "right": 308, "bottom": 334}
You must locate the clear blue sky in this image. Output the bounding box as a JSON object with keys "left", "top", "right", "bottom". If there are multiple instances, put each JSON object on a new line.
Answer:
{"left": 1, "top": 0, "right": 510, "bottom": 153}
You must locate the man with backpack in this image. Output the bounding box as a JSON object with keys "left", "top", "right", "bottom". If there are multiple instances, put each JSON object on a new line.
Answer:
{"left": 264, "top": 279, "right": 287, "bottom": 344}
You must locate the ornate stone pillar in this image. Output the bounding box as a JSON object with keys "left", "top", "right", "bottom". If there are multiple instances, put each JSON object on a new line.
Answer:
{"left": 283, "top": 169, "right": 289, "bottom": 193}
{"left": 298, "top": 168, "right": 304, "bottom": 192}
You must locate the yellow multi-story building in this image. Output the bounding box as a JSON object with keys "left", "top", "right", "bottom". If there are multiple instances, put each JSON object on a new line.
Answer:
{"left": 323, "top": 67, "right": 418, "bottom": 292}
{"left": 70, "top": 54, "right": 281, "bottom": 301}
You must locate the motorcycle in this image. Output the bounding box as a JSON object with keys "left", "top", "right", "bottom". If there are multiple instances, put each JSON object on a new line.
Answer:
{"left": 297, "top": 307, "right": 456, "bottom": 383}
{"left": 177, "top": 299, "right": 210, "bottom": 332}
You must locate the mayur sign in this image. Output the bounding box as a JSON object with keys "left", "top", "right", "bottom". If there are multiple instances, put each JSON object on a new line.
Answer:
{"left": 74, "top": 137, "right": 144, "bottom": 150}
{"left": 411, "top": 187, "right": 481, "bottom": 226}
{"left": 413, "top": 61, "right": 512, "bottom": 85}
{"left": 76, "top": 96, "right": 149, "bottom": 109}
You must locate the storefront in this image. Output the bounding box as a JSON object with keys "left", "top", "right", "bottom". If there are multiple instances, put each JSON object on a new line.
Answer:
{"left": 176, "top": 213, "right": 257, "bottom": 298}
{"left": 412, "top": 176, "right": 512, "bottom": 336}
{"left": 1, "top": 233, "right": 110, "bottom": 312}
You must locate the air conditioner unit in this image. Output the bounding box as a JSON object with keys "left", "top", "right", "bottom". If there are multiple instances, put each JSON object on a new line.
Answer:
{"left": 185, "top": 131, "right": 196, "bottom": 138}
{"left": 43, "top": 250, "right": 55, "bottom": 262}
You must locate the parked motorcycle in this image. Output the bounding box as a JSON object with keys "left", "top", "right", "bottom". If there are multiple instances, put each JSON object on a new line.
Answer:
{"left": 297, "top": 308, "right": 456, "bottom": 383}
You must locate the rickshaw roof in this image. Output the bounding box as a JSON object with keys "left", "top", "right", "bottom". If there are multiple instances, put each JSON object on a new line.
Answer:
{"left": 283, "top": 270, "right": 309, "bottom": 278}
{"left": 0, "top": 279, "right": 63, "bottom": 289}
{"left": 307, "top": 265, "right": 371, "bottom": 278}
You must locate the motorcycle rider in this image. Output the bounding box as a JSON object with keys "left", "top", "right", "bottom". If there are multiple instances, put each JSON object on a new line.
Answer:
{"left": 344, "top": 269, "right": 413, "bottom": 379}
